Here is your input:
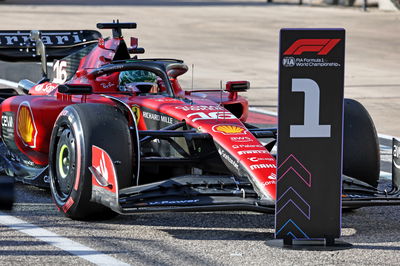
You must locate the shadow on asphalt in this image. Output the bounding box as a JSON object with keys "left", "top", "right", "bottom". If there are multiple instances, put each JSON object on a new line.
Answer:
{"left": 352, "top": 244, "right": 400, "bottom": 251}
{"left": 162, "top": 228, "right": 273, "bottom": 240}
{"left": 110, "top": 211, "right": 275, "bottom": 229}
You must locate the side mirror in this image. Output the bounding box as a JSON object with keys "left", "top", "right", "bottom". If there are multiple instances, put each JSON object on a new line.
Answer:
{"left": 226, "top": 81, "right": 250, "bottom": 92}
{"left": 225, "top": 81, "right": 249, "bottom": 100}
{"left": 58, "top": 84, "right": 92, "bottom": 94}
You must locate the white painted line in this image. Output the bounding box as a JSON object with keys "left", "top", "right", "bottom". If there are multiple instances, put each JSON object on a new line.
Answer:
{"left": 0, "top": 212, "right": 129, "bottom": 266}
{"left": 380, "top": 144, "right": 392, "bottom": 150}
{"left": 248, "top": 107, "right": 277, "bottom": 117}
{"left": 380, "top": 171, "right": 391, "bottom": 180}
{"left": 0, "top": 78, "right": 18, "bottom": 88}
{"left": 378, "top": 133, "right": 396, "bottom": 141}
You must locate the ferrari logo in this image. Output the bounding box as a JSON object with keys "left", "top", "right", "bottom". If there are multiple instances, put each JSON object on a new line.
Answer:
{"left": 131, "top": 105, "right": 141, "bottom": 123}
{"left": 96, "top": 152, "right": 109, "bottom": 181}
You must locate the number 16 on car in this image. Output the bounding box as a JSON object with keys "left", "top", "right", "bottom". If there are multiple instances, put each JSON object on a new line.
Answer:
{"left": 276, "top": 29, "right": 345, "bottom": 241}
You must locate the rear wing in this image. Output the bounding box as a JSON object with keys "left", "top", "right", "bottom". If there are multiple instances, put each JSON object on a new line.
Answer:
{"left": 0, "top": 30, "right": 101, "bottom": 62}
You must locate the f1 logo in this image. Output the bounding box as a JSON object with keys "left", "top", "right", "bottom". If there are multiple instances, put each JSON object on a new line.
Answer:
{"left": 284, "top": 39, "right": 341, "bottom": 55}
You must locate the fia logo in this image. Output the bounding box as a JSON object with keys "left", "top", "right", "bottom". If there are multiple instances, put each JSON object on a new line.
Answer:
{"left": 282, "top": 57, "right": 295, "bottom": 67}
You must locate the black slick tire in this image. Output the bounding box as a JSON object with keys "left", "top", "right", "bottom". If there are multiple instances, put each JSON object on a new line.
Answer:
{"left": 49, "top": 103, "right": 134, "bottom": 220}
{"left": 343, "top": 98, "right": 380, "bottom": 187}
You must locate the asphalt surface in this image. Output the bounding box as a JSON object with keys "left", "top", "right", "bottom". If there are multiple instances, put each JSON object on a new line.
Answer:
{"left": 2, "top": 184, "right": 400, "bottom": 266}
{"left": 0, "top": 1, "right": 400, "bottom": 265}
{"left": 1, "top": 0, "right": 270, "bottom": 5}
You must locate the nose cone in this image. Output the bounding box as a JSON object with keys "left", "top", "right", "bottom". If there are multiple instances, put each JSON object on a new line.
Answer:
{"left": 151, "top": 100, "right": 277, "bottom": 200}
{"left": 196, "top": 121, "right": 277, "bottom": 200}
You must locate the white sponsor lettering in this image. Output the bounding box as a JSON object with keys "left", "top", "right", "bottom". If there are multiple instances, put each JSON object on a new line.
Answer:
{"left": 176, "top": 105, "right": 225, "bottom": 111}
{"left": 262, "top": 180, "right": 277, "bottom": 186}
{"left": 0, "top": 33, "right": 83, "bottom": 46}
{"left": 230, "top": 137, "right": 252, "bottom": 142}
{"left": 21, "top": 36, "right": 30, "bottom": 43}
{"left": 56, "top": 35, "right": 69, "bottom": 45}
{"left": 187, "top": 111, "right": 236, "bottom": 122}
{"left": 248, "top": 157, "right": 275, "bottom": 162}
{"left": 155, "top": 98, "right": 180, "bottom": 102}
{"left": 218, "top": 148, "right": 239, "bottom": 169}
{"left": 73, "top": 34, "right": 82, "bottom": 43}
{"left": 161, "top": 116, "right": 173, "bottom": 124}
{"left": 283, "top": 57, "right": 340, "bottom": 68}
{"left": 34, "top": 83, "right": 57, "bottom": 93}
{"left": 1, "top": 115, "right": 13, "bottom": 128}
{"left": 42, "top": 36, "right": 52, "bottom": 45}
{"left": 232, "top": 144, "right": 263, "bottom": 149}
{"left": 149, "top": 199, "right": 200, "bottom": 205}
{"left": 250, "top": 164, "right": 275, "bottom": 170}
{"left": 6, "top": 36, "right": 18, "bottom": 45}
{"left": 100, "top": 82, "right": 115, "bottom": 89}
{"left": 238, "top": 150, "right": 268, "bottom": 155}
{"left": 143, "top": 111, "right": 173, "bottom": 124}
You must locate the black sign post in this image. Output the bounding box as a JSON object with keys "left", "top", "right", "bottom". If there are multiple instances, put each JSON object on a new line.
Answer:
{"left": 270, "top": 28, "right": 351, "bottom": 248}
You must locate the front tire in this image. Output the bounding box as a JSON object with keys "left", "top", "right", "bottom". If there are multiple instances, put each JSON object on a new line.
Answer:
{"left": 49, "top": 103, "right": 134, "bottom": 220}
{"left": 343, "top": 98, "right": 380, "bottom": 187}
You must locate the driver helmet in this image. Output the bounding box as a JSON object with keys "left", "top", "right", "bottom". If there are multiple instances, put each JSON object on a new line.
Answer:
{"left": 119, "top": 70, "right": 157, "bottom": 90}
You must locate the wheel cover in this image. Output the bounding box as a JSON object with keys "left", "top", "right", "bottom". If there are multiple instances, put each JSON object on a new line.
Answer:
{"left": 58, "top": 144, "right": 70, "bottom": 178}
{"left": 54, "top": 128, "right": 76, "bottom": 201}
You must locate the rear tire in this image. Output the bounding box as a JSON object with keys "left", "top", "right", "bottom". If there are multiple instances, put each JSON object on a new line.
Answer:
{"left": 343, "top": 98, "right": 380, "bottom": 187}
{"left": 49, "top": 103, "right": 134, "bottom": 220}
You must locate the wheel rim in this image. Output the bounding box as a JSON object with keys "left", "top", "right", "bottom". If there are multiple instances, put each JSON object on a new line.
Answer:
{"left": 58, "top": 144, "right": 70, "bottom": 178}
{"left": 54, "top": 128, "right": 76, "bottom": 201}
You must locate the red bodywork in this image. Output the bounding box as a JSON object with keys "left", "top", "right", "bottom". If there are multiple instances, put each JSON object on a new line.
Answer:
{"left": 0, "top": 33, "right": 276, "bottom": 200}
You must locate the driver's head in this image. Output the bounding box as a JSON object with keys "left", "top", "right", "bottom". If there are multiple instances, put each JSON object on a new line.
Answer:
{"left": 119, "top": 70, "right": 158, "bottom": 93}
{"left": 119, "top": 70, "right": 157, "bottom": 85}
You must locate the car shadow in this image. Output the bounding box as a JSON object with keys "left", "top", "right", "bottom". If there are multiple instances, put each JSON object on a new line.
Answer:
{"left": 9, "top": 179, "right": 400, "bottom": 249}
{"left": 162, "top": 228, "right": 273, "bottom": 240}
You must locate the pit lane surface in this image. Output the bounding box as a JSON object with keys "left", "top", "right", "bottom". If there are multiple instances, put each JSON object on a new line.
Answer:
{"left": 0, "top": 85, "right": 397, "bottom": 266}
{"left": 0, "top": 136, "right": 398, "bottom": 266}
{"left": 1, "top": 1, "right": 400, "bottom": 265}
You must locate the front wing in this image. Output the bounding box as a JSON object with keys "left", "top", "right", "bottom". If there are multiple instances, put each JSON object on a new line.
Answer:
{"left": 89, "top": 127, "right": 400, "bottom": 214}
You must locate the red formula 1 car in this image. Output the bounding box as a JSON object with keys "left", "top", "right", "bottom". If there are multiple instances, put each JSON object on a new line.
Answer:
{"left": 0, "top": 22, "right": 397, "bottom": 220}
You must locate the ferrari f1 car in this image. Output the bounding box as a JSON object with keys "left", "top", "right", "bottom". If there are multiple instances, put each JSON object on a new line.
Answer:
{"left": 0, "top": 22, "right": 399, "bottom": 220}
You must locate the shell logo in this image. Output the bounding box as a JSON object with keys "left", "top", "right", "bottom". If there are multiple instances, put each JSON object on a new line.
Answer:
{"left": 212, "top": 124, "right": 247, "bottom": 135}
{"left": 17, "top": 102, "right": 38, "bottom": 148}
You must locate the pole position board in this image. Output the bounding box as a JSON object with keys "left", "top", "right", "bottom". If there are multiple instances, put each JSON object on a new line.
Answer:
{"left": 276, "top": 29, "right": 345, "bottom": 242}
